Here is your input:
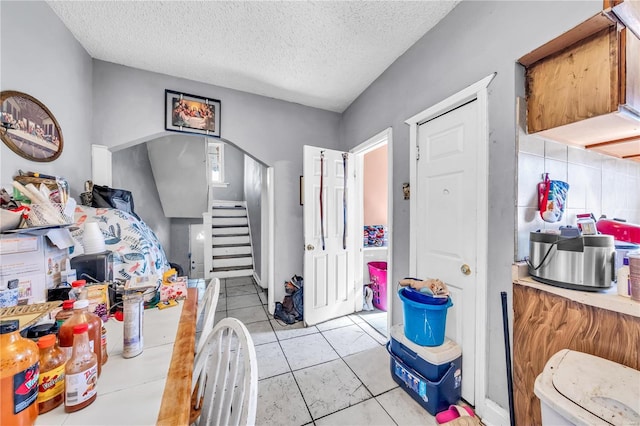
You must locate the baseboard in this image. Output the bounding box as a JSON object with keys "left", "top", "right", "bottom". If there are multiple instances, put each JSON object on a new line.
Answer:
{"left": 253, "top": 272, "right": 266, "bottom": 289}
{"left": 480, "top": 399, "right": 510, "bottom": 426}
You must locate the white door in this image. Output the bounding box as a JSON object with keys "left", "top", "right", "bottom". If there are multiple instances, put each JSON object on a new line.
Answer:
{"left": 189, "top": 224, "right": 205, "bottom": 279}
{"left": 303, "top": 145, "right": 355, "bottom": 326}
{"left": 416, "top": 100, "right": 478, "bottom": 404}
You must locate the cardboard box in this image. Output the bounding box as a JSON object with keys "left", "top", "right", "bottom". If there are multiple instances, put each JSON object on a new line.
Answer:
{"left": 0, "top": 234, "right": 69, "bottom": 304}
{"left": 160, "top": 276, "right": 188, "bottom": 302}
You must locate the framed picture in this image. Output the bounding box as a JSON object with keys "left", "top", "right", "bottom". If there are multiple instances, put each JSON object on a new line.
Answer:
{"left": 165, "top": 90, "right": 221, "bottom": 137}
{"left": 0, "top": 91, "right": 63, "bottom": 162}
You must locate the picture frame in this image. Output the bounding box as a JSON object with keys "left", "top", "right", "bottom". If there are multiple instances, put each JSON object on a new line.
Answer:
{"left": 0, "top": 91, "right": 63, "bottom": 162}
{"left": 165, "top": 90, "right": 221, "bottom": 137}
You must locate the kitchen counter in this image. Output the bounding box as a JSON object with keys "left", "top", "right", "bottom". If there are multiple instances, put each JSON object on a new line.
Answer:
{"left": 514, "top": 275, "right": 640, "bottom": 317}
{"left": 512, "top": 271, "right": 640, "bottom": 425}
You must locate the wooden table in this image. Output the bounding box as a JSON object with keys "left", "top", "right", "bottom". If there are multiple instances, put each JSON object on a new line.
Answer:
{"left": 36, "top": 288, "right": 197, "bottom": 426}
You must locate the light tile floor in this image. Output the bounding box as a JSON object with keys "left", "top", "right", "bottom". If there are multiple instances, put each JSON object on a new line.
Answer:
{"left": 193, "top": 276, "right": 440, "bottom": 426}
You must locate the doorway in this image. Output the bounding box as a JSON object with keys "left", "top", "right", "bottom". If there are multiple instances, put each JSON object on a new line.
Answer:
{"left": 406, "top": 74, "right": 494, "bottom": 411}
{"left": 351, "top": 128, "right": 393, "bottom": 337}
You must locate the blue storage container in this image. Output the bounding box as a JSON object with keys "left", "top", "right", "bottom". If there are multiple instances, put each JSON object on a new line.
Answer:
{"left": 387, "top": 341, "right": 462, "bottom": 416}
{"left": 390, "top": 325, "right": 462, "bottom": 381}
{"left": 399, "top": 289, "right": 453, "bottom": 346}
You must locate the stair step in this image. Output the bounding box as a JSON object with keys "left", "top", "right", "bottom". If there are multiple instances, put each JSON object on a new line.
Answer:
{"left": 213, "top": 256, "right": 253, "bottom": 268}
{"left": 211, "top": 227, "right": 248, "bottom": 235}
{"left": 212, "top": 264, "right": 254, "bottom": 272}
{"left": 210, "top": 268, "right": 254, "bottom": 278}
{"left": 212, "top": 217, "right": 248, "bottom": 226}
{"left": 212, "top": 205, "right": 245, "bottom": 210}
{"left": 213, "top": 245, "right": 251, "bottom": 256}
{"left": 213, "top": 235, "right": 250, "bottom": 245}
{"left": 214, "top": 253, "right": 252, "bottom": 260}
{"left": 212, "top": 209, "right": 247, "bottom": 217}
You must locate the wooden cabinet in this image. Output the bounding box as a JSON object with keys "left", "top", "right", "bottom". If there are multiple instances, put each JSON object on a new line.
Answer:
{"left": 513, "top": 282, "right": 640, "bottom": 425}
{"left": 519, "top": 7, "right": 640, "bottom": 162}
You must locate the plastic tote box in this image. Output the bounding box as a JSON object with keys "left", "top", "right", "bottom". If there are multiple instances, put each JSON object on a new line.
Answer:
{"left": 535, "top": 349, "right": 640, "bottom": 425}
{"left": 390, "top": 325, "right": 462, "bottom": 381}
{"left": 388, "top": 325, "right": 462, "bottom": 415}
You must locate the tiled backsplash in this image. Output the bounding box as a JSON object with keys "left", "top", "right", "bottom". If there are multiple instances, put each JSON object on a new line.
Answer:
{"left": 516, "top": 128, "right": 640, "bottom": 261}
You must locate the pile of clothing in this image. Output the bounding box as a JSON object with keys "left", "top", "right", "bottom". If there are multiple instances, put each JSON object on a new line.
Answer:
{"left": 273, "top": 275, "right": 303, "bottom": 324}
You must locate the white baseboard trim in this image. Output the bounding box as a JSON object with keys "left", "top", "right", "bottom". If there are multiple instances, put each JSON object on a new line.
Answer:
{"left": 480, "top": 399, "right": 510, "bottom": 426}
{"left": 253, "top": 272, "right": 265, "bottom": 289}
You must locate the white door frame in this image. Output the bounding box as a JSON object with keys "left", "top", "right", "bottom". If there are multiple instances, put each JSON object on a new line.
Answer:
{"left": 267, "top": 166, "right": 276, "bottom": 314}
{"left": 405, "top": 73, "right": 495, "bottom": 419}
{"left": 350, "top": 128, "right": 393, "bottom": 334}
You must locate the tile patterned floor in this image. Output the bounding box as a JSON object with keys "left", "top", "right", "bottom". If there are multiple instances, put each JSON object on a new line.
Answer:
{"left": 195, "top": 276, "right": 439, "bottom": 426}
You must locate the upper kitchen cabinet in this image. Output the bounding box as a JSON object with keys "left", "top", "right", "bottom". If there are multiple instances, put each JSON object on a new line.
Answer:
{"left": 518, "top": 2, "right": 640, "bottom": 162}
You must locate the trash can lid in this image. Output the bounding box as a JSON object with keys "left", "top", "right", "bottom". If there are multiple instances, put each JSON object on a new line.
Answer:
{"left": 539, "top": 349, "right": 640, "bottom": 424}
{"left": 390, "top": 324, "right": 461, "bottom": 364}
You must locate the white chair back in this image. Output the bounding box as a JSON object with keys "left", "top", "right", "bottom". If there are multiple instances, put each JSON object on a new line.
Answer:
{"left": 191, "top": 317, "right": 258, "bottom": 426}
{"left": 196, "top": 278, "right": 221, "bottom": 354}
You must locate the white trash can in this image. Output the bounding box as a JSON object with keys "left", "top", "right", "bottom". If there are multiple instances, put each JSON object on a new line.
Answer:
{"left": 534, "top": 349, "right": 640, "bottom": 425}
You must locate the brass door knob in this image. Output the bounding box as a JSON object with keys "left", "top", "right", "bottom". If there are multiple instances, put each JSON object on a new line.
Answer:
{"left": 461, "top": 264, "right": 471, "bottom": 275}
{"left": 306, "top": 244, "right": 315, "bottom": 251}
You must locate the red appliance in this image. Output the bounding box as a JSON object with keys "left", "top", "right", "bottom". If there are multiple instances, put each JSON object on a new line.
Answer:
{"left": 596, "top": 217, "right": 640, "bottom": 244}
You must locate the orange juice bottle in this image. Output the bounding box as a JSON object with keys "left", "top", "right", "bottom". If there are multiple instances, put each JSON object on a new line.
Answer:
{"left": 0, "top": 320, "right": 39, "bottom": 426}
{"left": 36, "top": 334, "right": 66, "bottom": 413}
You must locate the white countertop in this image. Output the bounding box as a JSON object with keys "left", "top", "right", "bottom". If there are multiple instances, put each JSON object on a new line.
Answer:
{"left": 36, "top": 302, "right": 185, "bottom": 426}
{"left": 514, "top": 275, "right": 640, "bottom": 318}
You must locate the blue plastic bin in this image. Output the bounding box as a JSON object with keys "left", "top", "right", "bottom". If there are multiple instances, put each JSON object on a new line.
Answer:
{"left": 389, "top": 324, "right": 461, "bottom": 381}
{"left": 399, "top": 289, "right": 453, "bottom": 346}
{"left": 387, "top": 342, "right": 462, "bottom": 415}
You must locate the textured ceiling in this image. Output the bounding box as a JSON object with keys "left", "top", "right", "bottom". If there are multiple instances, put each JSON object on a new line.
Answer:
{"left": 47, "top": 1, "right": 459, "bottom": 112}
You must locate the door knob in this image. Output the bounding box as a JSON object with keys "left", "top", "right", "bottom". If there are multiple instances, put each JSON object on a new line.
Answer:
{"left": 306, "top": 244, "right": 315, "bottom": 251}
{"left": 461, "top": 264, "right": 471, "bottom": 275}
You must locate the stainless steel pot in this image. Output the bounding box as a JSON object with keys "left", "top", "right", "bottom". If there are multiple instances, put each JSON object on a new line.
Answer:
{"left": 528, "top": 232, "right": 615, "bottom": 291}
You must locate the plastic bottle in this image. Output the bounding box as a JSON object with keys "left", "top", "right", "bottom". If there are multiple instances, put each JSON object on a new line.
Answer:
{"left": 101, "top": 324, "right": 108, "bottom": 365}
{"left": 123, "top": 292, "right": 144, "bottom": 358}
{"left": 55, "top": 300, "right": 76, "bottom": 328}
{"left": 64, "top": 323, "right": 98, "bottom": 413}
{"left": 58, "top": 299, "right": 102, "bottom": 375}
{"left": 69, "top": 280, "right": 88, "bottom": 300}
{"left": 618, "top": 257, "right": 630, "bottom": 297}
{"left": 0, "top": 320, "right": 39, "bottom": 426}
{"left": 36, "top": 334, "right": 66, "bottom": 413}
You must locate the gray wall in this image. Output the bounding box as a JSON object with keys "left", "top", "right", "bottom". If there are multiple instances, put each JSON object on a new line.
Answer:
{"left": 170, "top": 218, "right": 201, "bottom": 276}
{"left": 244, "top": 155, "right": 264, "bottom": 279}
{"left": 112, "top": 143, "right": 171, "bottom": 253}
{"left": 92, "top": 60, "right": 341, "bottom": 288}
{"left": 0, "top": 1, "right": 93, "bottom": 197}
{"left": 211, "top": 142, "right": 245, "bottom": 201}
{"left": 339, "top": 0, "right": 601, "bottom": 412}
{"left": 146, "top": 134, "right": 208, "bottom": 217}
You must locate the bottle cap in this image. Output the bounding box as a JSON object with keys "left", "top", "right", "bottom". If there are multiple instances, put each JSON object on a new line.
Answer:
{"left": 23, "top": 322, "right": 58, "bottom": 339}
{"left": 37, "top": 334, "right": 57, "bottom": 348}
{"left": 62, "top": 299, "right": 75, "bottom": 309}
{"left": 73, "top": 323, "right": 89, "bottom": 334}
{"left": 74, "top": 299, "right": 89, "bottom": 309}
{"left": 72, "top": 280, "right": 86, "bottom": 288}
{"left": 0, "top": 320, "right": 19, "bottom": 334}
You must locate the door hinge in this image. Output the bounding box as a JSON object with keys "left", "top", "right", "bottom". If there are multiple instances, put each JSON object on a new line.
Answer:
{"left": 416, "top": 145, "right": 420, "bottom": 161}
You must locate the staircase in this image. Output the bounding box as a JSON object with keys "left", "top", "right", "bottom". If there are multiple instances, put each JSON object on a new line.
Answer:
{"left": 204, "top": 201, "right": 254, "bottom": 279}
